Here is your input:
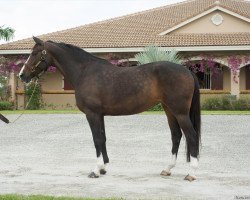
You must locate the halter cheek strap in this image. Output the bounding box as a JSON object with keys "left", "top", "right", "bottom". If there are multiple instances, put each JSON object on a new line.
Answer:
{"left": 31, "top": 49, "right": 48, "bottom": 73}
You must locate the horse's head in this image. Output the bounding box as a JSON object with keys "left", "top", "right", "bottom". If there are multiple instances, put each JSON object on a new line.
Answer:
{"left": 19, "top": 37, "right": 52, "bottom": 83}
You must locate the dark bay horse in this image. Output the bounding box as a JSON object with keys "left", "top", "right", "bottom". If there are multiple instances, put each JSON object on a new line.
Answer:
{"left": 19, "top": 37, "right": 201, "bottom": 181}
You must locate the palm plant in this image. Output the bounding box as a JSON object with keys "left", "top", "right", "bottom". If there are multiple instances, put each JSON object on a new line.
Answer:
{"left": 135, "top": 45, "right": 182, "bottom": 65}
{"left": 0, "top": 25, "right": 15, "bottom": 41}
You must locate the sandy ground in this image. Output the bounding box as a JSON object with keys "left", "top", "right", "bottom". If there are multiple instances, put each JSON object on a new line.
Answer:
{"left": 0, "top": 114, "right": 250, "bottom": 200}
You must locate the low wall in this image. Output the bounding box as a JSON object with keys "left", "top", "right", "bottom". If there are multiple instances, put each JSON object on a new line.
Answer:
{"left": 240, "top": 91, "right": 250, "bottom": 99}
{"left": 200, "top": 90, "right": 231, "bottom": 104}
{"left": 15, "top": 90, "right": 77, "bottom": 110}
{"left": 15, "top": 90, "right": 250, "bottom": 110}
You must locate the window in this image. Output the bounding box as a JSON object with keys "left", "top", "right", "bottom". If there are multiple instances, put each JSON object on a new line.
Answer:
{"left": 189, "top": 63, "right": 223, "bottom": 90}
{"left": 196, "top": 71, "right": 211, "bottom": 89}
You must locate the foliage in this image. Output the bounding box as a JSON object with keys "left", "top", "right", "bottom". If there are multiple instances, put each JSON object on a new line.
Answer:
{"left": 0, "top": 56, "right": 26, "bottom": 100}
{"left": 184, "top": 54, "right": 219, "bottom": 75}
{"left": 184, "top": 54, "right": 250, "bottom": 83}
{"left": 0, "top": 77, "right": 10, "bottom": 101}
{"left": 0, "top": 101, "right": 13, "bottom": 110}
{"left": 148, "top": 103, "right": 164, "bottom": 111}
{"left": 0, "top": 56, "right": 27, "bottom": 77}
{"left": 202, "top": 96, "right": 250, "bottom": 110}
{"left": 135, "top": 45, "right": 182, "bottom": 65}
{"left": 25, "top": 82, "right": 43, "bottom": 110}
{"left": 0, "top": 25, "right": 15, "bottom": 41}
{"left": 107, "top": 53, "right": 133, "bottom": 67}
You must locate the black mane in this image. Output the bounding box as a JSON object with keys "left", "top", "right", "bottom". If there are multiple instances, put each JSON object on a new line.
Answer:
{"left": 48, "top": 41, "right": 109, "bottom": 64}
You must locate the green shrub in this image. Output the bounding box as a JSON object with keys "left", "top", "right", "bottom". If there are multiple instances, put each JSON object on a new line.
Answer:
{"left": 25, "top": 82, "right": 42, "bottom": 110}
{"left": 135, "top": 45, "right": 182, "bottom": 65}
{"left": 0, "top": 101, "right": 14, "bottom": 110}
{"left": 233, "top": 98, "right": 250, "bottom": 110}
{"left": 148, "top": 103, "right": 164, "bottom": 111}
{"left": 202, "top": 98, "right": 222, "bottom": 110}
{"left": 202, "top": 96, "right": 250, "bottom": 110}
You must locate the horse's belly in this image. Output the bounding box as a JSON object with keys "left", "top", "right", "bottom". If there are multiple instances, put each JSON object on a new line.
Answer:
{"left": 103, "top": 98, "right": 159, "bottom": 116}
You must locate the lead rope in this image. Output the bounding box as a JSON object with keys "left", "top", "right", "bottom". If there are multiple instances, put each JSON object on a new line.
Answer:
{"left": 10, "top": 79, "right": 39, "bottom": 124}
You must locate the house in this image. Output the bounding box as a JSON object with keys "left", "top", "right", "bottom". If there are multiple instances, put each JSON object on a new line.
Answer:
{"left": 0, "top": 0, "right": 250, "bottom": 109}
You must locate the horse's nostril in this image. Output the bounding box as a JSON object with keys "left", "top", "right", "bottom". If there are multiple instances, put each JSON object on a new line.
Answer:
{"left": 19, "top": 73, "right": 24, "bottom": 78}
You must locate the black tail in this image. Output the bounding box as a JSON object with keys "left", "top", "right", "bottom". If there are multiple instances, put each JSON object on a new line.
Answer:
{"left": 0, "top": 113, "right": 9, "bottom": 124}
{"left": 186, "top": 73, "right": 201, "bottom": 162}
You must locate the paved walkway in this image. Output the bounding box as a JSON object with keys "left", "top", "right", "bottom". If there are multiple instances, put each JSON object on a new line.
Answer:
{"left": 0, "top": 114, "right": 249, "bottom": 199}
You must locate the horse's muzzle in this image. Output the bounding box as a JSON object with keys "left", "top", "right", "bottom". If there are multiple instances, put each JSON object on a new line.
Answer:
{"left": 19, "top": 73, "right": 31, "bottom": 83}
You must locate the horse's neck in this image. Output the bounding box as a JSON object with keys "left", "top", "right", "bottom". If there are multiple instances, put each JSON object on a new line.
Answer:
{"left": 47, "top": 43, "right": 84, "bottom": 88}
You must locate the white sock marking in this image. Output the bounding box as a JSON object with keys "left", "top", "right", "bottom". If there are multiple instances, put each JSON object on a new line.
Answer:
{"left": 93, "top": 154, "right": 105, "bottom": 175}
{"left": 188, "top": 156, "right": 198, "bottom": 178}
{"left": 166, "top": 153, "right": 177, "bottom": 172}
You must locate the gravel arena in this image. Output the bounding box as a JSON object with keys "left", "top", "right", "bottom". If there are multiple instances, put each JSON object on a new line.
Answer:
{"left": 0, "top": 114, "right": 249, "bottom": 200}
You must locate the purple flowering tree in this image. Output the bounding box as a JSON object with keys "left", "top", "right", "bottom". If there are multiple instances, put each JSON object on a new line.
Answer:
{"left": 183, "top": 54, "right": 219, "bottom": 75}
{"left": 184, "top": 54, "right": 250, "bottom": 84}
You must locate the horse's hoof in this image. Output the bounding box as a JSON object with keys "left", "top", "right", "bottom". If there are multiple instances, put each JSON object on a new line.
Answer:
{"left": 88, "top": 172, "right": 99, "bottom": 178}
{"left": 160, "top": 170, "right": 171, "bottom": 176}
{"left": 100, "top": 169, "right": 107, "bottom": 175}
{"left": 184, "top": 174, "right": 196, "bottom": 182}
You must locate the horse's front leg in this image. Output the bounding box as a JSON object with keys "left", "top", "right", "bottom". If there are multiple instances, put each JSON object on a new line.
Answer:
{"left": 86, "top": 112, "right": 109, "bottom": 178}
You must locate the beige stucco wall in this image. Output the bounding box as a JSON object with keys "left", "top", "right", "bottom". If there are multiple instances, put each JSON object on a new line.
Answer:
{"left": 41, "top": 71, "right": 63, "bottom": 90}
{"left": 172, "top": 11, "right": 250, "bottom": 34}
{"left": 42, "top": 94, "right": 77, "bottom": 109}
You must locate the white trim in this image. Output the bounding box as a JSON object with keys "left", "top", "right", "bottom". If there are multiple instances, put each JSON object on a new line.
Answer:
{"left": 159, "top": 6, "right": 250, "bottom": 35}
{"left": 85, "top": 46, "right": 250, "bottom": 52}
{"left": 0, "top": 49, "right": 31, "bottom": 54}
{"left": 0, "top": 45, "right": 250, "bottom": 55}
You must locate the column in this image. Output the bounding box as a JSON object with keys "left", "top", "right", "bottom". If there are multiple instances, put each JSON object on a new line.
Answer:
{"left": 8, "top": 72, "right": 16, "bottom": 102}
{"left": 230, "top": 70, "right": 240, "bottom": 99}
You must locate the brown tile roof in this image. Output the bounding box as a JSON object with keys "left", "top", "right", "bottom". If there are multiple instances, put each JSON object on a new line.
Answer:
{"left": 0, "top": 0, "right": 250, "bottom": 50}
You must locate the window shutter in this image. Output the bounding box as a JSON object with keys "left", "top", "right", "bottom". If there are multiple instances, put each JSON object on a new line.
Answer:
{"left": 63, "top": 77, "right": 73, "bottom": 90}
{"left": 246, "top": 66, "right": 250, "bottom": 90}
{"left": 211, "top": 71, "right": 223, "bottom": 90}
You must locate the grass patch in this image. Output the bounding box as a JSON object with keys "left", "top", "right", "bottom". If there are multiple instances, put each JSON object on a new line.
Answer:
{"left": 142, "top": 111, "right": 250, "bottom": 115}
{"left": 0, "top": 195, "right": 120, "bottom": 200}
{"left": 201, "top": 110, "right": 250, "bottom": 115}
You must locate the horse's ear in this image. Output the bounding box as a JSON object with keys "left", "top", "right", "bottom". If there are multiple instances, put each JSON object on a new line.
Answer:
{"left": 33, "top": 36, "right": 44, "bottom": 45}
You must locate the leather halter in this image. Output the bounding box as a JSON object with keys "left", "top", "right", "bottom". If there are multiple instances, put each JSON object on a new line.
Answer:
{"left": 31, "top": 49, "right": 47, "bottom": 73}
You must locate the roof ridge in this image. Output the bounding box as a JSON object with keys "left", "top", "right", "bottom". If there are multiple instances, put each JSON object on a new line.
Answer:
{"left": 63, "top": 0, "right": 196, "bottom": 31}
{"left": 1, "top": 0, "right": 195, "bottom": 46}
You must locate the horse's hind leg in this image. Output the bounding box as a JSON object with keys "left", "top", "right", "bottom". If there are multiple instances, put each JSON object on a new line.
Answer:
{"left": 161, "top": 106, "right": 182, "bottom": 176}
{"left": 175, "top": 114, "right": 199, "bottom": 181}
{"left": 86, "top": 111, "right": 109, "bottom": 178}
